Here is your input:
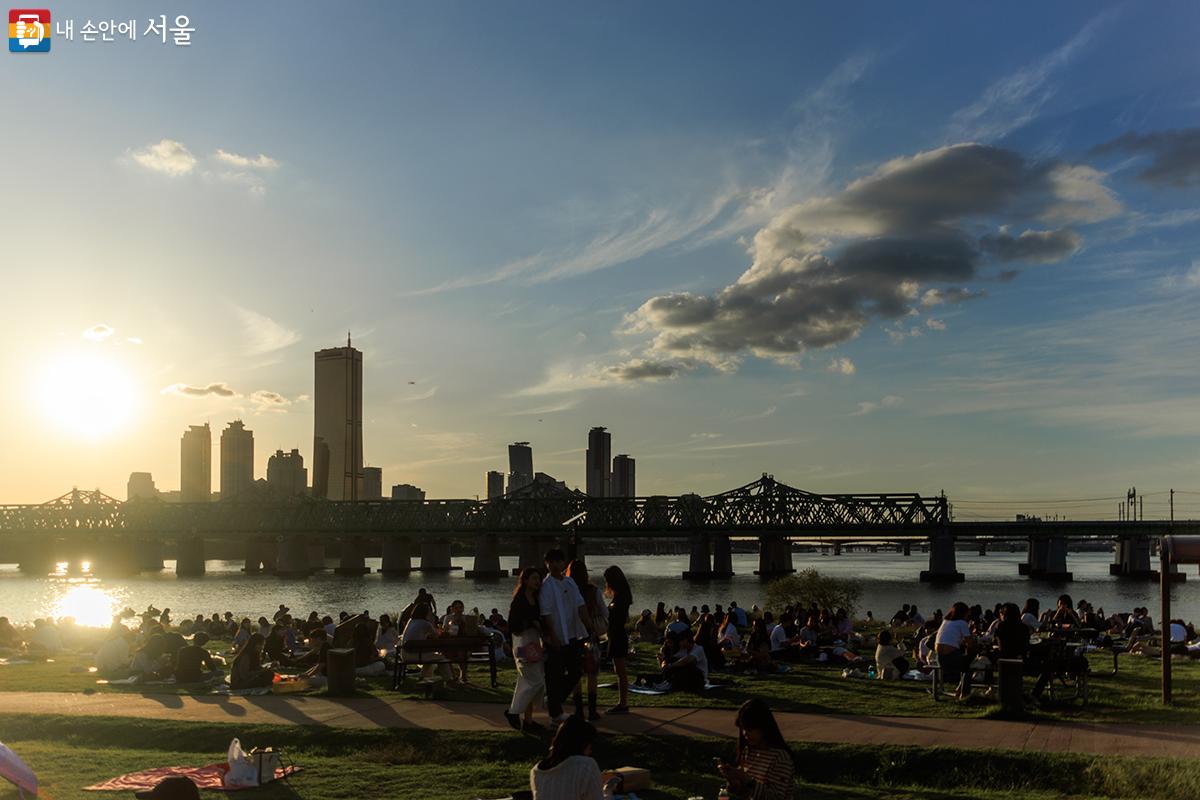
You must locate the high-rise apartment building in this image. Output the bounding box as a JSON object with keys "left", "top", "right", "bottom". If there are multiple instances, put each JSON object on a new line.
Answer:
{"left": 220, "top": 420, "right": 254, "bottom": 501}
{"left": 586, "top": 426, "right": 612, "bottom": 497}
{"left": 312, "top": 340, "right": 363, "bottom": 500}
{"left": 507, "top": 442, "right": 533, "bottom": 494}
{"left": 127, "top": 472, "right": 157, "bottom": 501}
{"left": 180, "top": 423, "right": 212, "bottom": 502}
{"left": 486, "top": 470, "right": 505, "bottom": 499}
{"left": 363, "top": 466, "right": 383, "bottom": 500}
{"left": 612, "top": 454, "right": 636, "bottom": 498}
{"left": 267, "top": 449, "right": 308, "bottom": 496}
{"left": 391, "top": 484, "right": 426, "bottom": 501}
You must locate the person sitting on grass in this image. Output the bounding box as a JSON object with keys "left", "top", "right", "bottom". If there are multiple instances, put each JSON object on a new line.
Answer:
{"left": 635, "top": 610, "right": 659, "bottom": 643}
{"left": 174, "top": 631, "right": 223, "bottom": 684}
{"left": 530, "top": 716, "right": 619, "bottom": 800}
{"left": 353, "top": 622, "right": 387, "bottom": 675}
{"left": 376, "top": 614, "right": 399, "bottom": 657}
{"left": 666, "top": 608, "right": 691, "bottom": 638}
{"left": 0, "top": 617, "right": 18, "bottom": 650}
{"left": 129, "top": 633, "right": 171, "bottom": 681}
{"left": 659, "top": 628, "right": 708, "bottom": 692}
{"left": 874, "top": 630, "right": 908, "bottom": 679}
{"left": 94, "top": 622, "right": 132, "bottom": 677}
{"left": 229, "top": 632, "right": 275, "bottom": 690}
{"left": 293, "top": 626, "right": 330, "bottom": 676}
{"left": 718, "top": 613, "right": 743, "bottom": 653}
{"left": 717, "top": 699, "right": 796, "bottom": 800}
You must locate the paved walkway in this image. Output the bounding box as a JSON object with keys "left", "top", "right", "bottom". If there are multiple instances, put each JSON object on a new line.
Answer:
{"left": 3, "top": 691, "right": 1198, "bottom": 759}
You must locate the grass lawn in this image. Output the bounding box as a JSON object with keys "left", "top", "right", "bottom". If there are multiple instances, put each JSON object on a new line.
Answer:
{"left": 2, "top": 714, "right": 1200, "bottom": 800}
{"left": 4, "top": 645, "right": 1199, "bottom": 726}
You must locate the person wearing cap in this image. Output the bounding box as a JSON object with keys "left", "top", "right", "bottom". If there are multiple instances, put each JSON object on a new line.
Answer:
{"left": 273, "top": 604, "right": 290, "bottom": 622}
{"left": 175, "top": 631, "right": 222, "bottom": 684}
{"left": 136, "top": 776, "right": 200, "bottom": 800}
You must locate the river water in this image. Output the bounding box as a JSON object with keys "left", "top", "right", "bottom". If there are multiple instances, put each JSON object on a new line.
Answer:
{"left": 2, "top": 551, "right": 1195, "bottom": 628}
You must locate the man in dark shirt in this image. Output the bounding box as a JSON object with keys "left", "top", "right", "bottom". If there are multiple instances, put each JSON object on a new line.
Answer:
{"left": 994, "top": 603, "right": 1030, "bottom": 660}
{"left": 175, "top": 632, "right": 221, "bottom": 683}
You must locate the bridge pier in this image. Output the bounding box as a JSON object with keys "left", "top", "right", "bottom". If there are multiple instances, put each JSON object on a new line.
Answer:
{"left": 833, "top": 542, "right": 842, "bottom": 556}
{"left": 335, "top": 537, "right": 370, "bottom": 575}
{"left": 754, "top": 537, "right": 795, "bottom": 578}
{"left": 978, "top": 540, "right": 987, "bottom": 556}
{"left": 903, "top": 542, "right": 911, "bottom": 556}
{"left": 919, "top": 532, "right": 963, "bottom": 582}
{"left": 418, "top": 538, "right": 458, "bottom": 572}
{"left": 307, "top": 540, "right": 327, "bottom": 572}
{"left": 17, "top": 542, "right": 57, "bottom": 575}
{"left": 1110, "top": 535, "right": 1155, "bottom": 579}
{"left": 683, "top": 533, "right": 712, "bottom": 579}
{"left": 138, "top": 539, "right": 164, "bottom": 572}
{"left": 513, "top": 536, "right": 556, "bottom": 576}
{"left": 1025, "top": 537, "right": 1072, "bottom": 581}
{"left": 379, "top": 537, "right": 412, "bottom": 575}
{"left": 276, "top": 537, "right": 311, "bottom": 578}
{"left": 175, "top": 537, "right": 205, "bottom": 577}
{"left": 712, "top": 533, "right": 734, "bottom": 578}
{"left": 94, "top": 539, "right": 141, "bottom": 576}
{"left": 466, "top": 534, "right": 506, "bottom": 578}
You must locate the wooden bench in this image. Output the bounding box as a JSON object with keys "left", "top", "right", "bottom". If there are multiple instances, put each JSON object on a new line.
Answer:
{"left": 392, "top": 635, "right": 498, "bottom": 690}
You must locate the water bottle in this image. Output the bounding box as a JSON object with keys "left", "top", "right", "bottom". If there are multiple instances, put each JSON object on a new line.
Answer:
{"left": 868, "top": 664, "right": 877, "bottom": 679}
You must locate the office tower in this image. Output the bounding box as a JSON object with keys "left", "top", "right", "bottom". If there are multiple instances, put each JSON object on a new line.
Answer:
{"left": 391, "top": 484, "right": 426, "bottom": 501}
{"left": 180, "top": 424, "right": 211, "bottom": 502}
{"left": 586, "top": 426, "right": 612, "bottom": 497}
{"left": 612, "top": 454, "right": 636, "bottom": 498}
{"left": 312, "top": 339, "right": 363, "bottom": 500}
{"left": 507, "top": 442, "right": 534, "bottom": 494}
{"left": 219, "top": 420, "right": 254, "bottom": 501}
{"left": 486, "top": 470, "right": 505, "bottom": 499}
{"left": 127, "top": 472, "right": 157, "bottom": 501}
{"left": 267, "top": 449, "right": 308, "bottom": 496}
{"left": 363, "top": 466, "right": 383, "bottom": 500}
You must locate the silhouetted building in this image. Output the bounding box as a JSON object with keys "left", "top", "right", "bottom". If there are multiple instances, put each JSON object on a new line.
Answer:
{"left": 486, "top": 470, "right": 505, "bottom": 499}
{"left": 507, "top": 442, "right": 533, "bottom": 495}
{"left": 612, "top": 454, "right": 635, "bottom": 498}
{"left": 127, "top": 472, "right": 157, "bottom": 501}
{"left": 363, "top": 466, "right": 383, "bottom": 500}
{"left": 180, "top": 424, "right": 211, "bottom": 502}
{"left": 586, "top": 427, "right": 611, "bottom": 497}
{"left": 267, "top": 449, "right": 308, "bottom": 497}
{"left": 313, "top": 340, "right": 363, "bottom": 500}
{"left": 219, "top": 420, "right": 254, "bottom": 501}
{"left": 391, "top": 484, "right": 426, "bottom": 501}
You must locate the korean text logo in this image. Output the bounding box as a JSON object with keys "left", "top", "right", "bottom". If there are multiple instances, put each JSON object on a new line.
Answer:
{"left": 9, "top": 8, "right": 50, "bottom": 52}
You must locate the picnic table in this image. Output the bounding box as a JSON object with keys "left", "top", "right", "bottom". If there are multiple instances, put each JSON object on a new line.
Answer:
{"left": 392, "top": 634, "right": 498, "bottom": 691}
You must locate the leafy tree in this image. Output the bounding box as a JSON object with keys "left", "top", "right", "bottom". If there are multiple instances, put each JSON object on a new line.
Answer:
{"left": 765, "top": 569, "right": 862, "bottom": 617}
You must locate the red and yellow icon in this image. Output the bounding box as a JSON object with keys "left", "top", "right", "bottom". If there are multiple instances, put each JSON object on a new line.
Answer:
{"left": 9, "top": 8, "right": 50, "bottom": 52}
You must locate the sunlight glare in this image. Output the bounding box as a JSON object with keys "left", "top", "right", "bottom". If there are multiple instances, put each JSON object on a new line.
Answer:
{"left": 33, "top": 350, "right": 138, "bottom": 439}
{"left": 52, "top": 582, "right": 119, "bottom": 628}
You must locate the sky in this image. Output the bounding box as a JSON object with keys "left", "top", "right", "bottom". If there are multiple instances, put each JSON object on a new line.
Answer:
{"left": 4, "top": 1, "right": 1200, "bottom": 519}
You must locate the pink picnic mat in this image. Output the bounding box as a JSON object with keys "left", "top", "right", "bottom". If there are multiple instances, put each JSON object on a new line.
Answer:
{"left": 84, "top": 763, "right": 300, "bottom": 792}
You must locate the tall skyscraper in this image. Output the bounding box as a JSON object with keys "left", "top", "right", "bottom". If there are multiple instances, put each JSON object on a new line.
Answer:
{"left": 180, "top": 423, "right": 211, "bottom": 502}
{"left": 267, "top": 449, "right": 308, "bottom": 496}
{"left": 127, "top": 472, "right": 157, "bottom": 501}
{"left": 362, "top": 466, "right": 383, "bottom": 500}
{"left": 612, "top": 454, "right": 636, "bottom": 498}
{"left": 586, "top": 426, "right": 612, "bottom": 497}
{"left": 391, "top": 484, "right": 426, "bottom": 501}
{"left": 220, "top": 420, "right": 254, "bottom": 501}
{"left": 312, "top": 339, "right": 363, "bottom": 500}
{"left": 507, "top": 442, "right": 533, "bottom": 494}
{"left": 486, "top": 470, "right": 505, "bottom": 499}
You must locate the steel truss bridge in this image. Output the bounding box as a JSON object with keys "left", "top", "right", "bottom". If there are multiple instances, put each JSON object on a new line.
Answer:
{"left": 1, "top": 476, "right": 1196, "bottom": 540}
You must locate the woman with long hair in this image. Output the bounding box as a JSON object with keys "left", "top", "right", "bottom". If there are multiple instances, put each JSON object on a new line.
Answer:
{"left": 230, "top": 632, "right": 275, "bottom": 690}
{"left": 530, "top": 716, "right": 613, "bottom": 799}
{"left": 566, "top": 560, "right": 605, "bottom": 720}
{"left": 602, "top": 565, "right": 633, "bottom": 714}
{"left": 505, "top": 567, "right": 545, "bottom": 733}
{"left": 717, "top": 699, "right": 795, "bottom": 800}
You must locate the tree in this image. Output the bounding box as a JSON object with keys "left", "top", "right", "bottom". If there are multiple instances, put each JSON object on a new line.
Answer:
{"left": 764, "top": 569, "right": 862, "bottom": 617}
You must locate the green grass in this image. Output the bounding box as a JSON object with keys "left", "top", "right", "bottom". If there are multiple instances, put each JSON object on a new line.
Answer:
{"left": 1, "top": 714, "right": 1199, "bottom": 800}
{"left": 5, "top": 645, "right": 1199, "bottom": 726}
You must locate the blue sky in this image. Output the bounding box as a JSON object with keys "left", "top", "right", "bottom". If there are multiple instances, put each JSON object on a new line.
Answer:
{"left": 4, "top": 1, "right": 1200, "bottom": 518}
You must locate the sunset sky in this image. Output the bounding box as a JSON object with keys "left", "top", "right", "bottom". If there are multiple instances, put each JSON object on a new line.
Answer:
{"left": 4, "top": 1, "right": 1200, "bottom": 516}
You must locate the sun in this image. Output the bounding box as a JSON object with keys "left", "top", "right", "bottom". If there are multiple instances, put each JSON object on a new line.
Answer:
{"left": 33, "top": 350, "right": 139, "bottom": 439}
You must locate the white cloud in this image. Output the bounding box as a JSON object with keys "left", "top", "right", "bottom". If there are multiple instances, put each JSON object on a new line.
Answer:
{"left": 926, "top": 318, "right": 946, "bottom": 331}
{"left": 213, "top": 149, "right": 280, "bottom": 170}
{"left": 250, "top": 390, "right": 291, "bottom": 411}
{"left": 131, "top": 139, "right": 197, "bottom": 176}
{"left": 162, "top": 382, "right": 237, "bottom": 398}
{"left": 827, "top": 358, "right": 856, "bottom": 375}
{"left": 231, "top": 305, "right": 300, "bottom": 356}
{"left": 852, "top": 395, "right": 903, "bottom": 416}
{"left": 82, "top": 324, "right": 114, "bottom": 342}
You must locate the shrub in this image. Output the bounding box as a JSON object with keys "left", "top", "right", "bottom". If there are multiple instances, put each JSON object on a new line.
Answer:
{"left": 764, "top": 569, "right": 862, "bottom": 617}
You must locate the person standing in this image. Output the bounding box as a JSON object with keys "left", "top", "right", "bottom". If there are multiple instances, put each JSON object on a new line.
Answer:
{"left": 567, "top": 560, "right": 606, "bottom": 720}
{"left": 539, "top": 549, "right": 595, "bottom": 724}
{"left": 603, "top": 565, "right": 633, "bottom": 714}
{"left": 505, "top": 568, "right": 546, "bottom": 733}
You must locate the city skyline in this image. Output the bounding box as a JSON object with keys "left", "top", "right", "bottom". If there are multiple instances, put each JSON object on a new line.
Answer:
{"left": 5, "top": 2, "right": 1200, "bottom": 509}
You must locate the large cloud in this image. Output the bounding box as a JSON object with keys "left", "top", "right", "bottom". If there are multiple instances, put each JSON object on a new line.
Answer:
{"left": 621, "top": 143, "right": 1117, "bottom": 373}
{"left": 1092, "top": 128, "right": 1200, "bottom": 187}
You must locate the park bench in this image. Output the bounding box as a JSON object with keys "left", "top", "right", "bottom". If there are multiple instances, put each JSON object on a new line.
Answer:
{"left": 393, "top": 635, "right": 499, "bottom": 690}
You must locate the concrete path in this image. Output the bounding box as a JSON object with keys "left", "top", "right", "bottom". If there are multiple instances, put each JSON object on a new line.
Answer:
{"left": 2, "top": 691, "right": 1198, "bottom": 759}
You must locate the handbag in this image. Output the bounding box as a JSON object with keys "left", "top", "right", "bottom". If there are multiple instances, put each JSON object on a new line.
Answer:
{"left": 516, "top": 641, "right": 544, "bottom": 664}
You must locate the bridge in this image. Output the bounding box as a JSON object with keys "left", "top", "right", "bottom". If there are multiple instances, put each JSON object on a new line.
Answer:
{"left": 0, "top": 476, "right": 1193, "bottom": 581}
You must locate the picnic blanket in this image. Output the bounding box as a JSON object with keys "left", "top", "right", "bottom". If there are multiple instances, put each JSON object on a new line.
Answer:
{"left": 84, "top": 763, "right": 300, "bottom": 792}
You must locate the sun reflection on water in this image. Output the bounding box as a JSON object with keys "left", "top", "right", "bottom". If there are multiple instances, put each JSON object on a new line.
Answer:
{"left": 50, "top": 581, "right": 120, "bottom": 628}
